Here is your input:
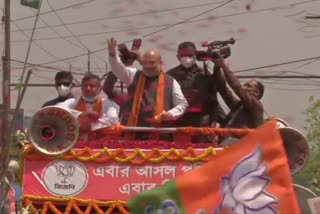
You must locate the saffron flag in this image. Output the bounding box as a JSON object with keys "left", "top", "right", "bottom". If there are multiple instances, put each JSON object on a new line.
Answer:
{"left": 128, "top": 120, "right": 301, "bottom": 214}
{"left": 20, "top": 0, "right": 40, "bottom": 9}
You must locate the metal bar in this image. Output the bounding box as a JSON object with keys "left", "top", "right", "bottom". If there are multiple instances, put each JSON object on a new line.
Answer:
{"left": 124, "top": 126, "right": 178, "bottom": 133}
{"left": 9, "top": 83, "right": 81, "bottom": 87}
{"left": 9, "top": 75, "right": 320, "bottom": 88}
{"left": 236, "top": 75, "right": 320, "bottom": 79}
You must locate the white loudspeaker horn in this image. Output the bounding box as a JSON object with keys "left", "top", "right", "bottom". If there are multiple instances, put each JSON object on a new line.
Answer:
{"left": 29, "top": 106, "right": 82, "bottom": 156}
{"left": 275, "top": 117, "right": 289, "bottom": 128}
{"left": 294, "top": 184, "right": 318, "bottom": 213}
{"left": 274, "top": 118, "right": 310, "bottom": 175}
{"left": 280, "top": 127, "right": 310, "bottom": 175}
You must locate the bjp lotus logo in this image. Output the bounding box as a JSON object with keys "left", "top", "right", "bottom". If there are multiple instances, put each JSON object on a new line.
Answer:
{"left": 42, "top": 160, "right": 88, "bottom": 197}
{"left": 55, "top": 164, "right": 75, "bottom": 184}
{"left": 215, "top": 145, "right": 279, "bottom": 214}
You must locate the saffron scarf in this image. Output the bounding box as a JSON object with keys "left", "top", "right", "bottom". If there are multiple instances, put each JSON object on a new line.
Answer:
{"left": 76, "top": 96, "right": 103, "bottom": 115}
{"left": 125, "top": 71, "right": 166, "bottom": 140}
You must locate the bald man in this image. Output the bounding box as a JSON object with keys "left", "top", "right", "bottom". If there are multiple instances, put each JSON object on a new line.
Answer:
{"left": 107, "top": 38, "right": 188, "bottom": 140}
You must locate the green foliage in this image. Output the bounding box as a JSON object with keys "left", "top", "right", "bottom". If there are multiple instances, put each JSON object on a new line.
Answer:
{"left": 293, "top": 96, "right": 320, "bottom": 194}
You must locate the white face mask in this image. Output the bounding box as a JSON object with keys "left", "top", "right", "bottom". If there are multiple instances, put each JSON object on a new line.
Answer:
{"left": 82, "top": 94, "right": 99, "bottom": 103}
{"left": 180, "top": 56, "right": 195, "bottom": 68}
{"left": 57, "top": 85, "right": 71, "bottom": 97}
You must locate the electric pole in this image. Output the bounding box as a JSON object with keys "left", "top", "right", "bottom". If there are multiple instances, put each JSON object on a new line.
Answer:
{"left": 0, "top": 0, "right": 11, "bottom": 211}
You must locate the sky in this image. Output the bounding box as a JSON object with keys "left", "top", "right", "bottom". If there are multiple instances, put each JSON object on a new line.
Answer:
{"left": 1, "top": 0, "right": 320, "bottom": 133}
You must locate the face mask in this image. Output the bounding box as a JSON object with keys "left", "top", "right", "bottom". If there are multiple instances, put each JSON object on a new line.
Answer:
{"left": 180, "top": 56, "right": 195, "bottom": 68}
{"left": 57, "top": 85, "right": 71, "bottom": 97}
{"left": 82, "top": 94, "right": 99, "bottom": 103}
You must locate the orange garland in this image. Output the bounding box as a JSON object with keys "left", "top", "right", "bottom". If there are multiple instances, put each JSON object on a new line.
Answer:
{"left": 23, "top": 196, "right": 128, "bottom": 214}
{"left": 23, "top": 146, "right": 217, "bottom": 164}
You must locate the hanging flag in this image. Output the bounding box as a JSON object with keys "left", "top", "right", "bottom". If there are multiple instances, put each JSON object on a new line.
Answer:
{"left": 20, "top": 0, "right": 40, "bottom": 9}
{"left": 128, "top": 119, "right": 301, "bottom": 214}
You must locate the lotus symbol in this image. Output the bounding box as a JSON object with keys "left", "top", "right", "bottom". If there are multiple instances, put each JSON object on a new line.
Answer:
{"left": 55, "top": 164, "right": 75, "bottom": 184}
{"left": 215, "top": 145, "right": 279, "bottom": 214}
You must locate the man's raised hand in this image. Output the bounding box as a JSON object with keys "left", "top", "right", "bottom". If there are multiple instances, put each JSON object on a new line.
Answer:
{"left": 107, "top": 37, "right": 117, "bottom": 56}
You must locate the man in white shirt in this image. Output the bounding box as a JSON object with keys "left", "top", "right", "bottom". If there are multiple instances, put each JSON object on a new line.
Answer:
{"left": 107, "top": 37, "right": 188, "bottom": 140}
{"left": 57, "top": 73, "right": 120, "bottom": 134}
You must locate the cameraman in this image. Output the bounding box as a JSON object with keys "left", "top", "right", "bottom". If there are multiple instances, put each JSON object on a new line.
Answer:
{"left": 212, "top": 56, "right": 264, "bottom": 129}
{"left": 167, "top": 41, "right": 225, "bottom": 143}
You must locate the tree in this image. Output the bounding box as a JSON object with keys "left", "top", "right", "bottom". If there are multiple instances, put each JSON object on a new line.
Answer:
{"left": 293, "top": 96, "right": 320, "bottom": 194}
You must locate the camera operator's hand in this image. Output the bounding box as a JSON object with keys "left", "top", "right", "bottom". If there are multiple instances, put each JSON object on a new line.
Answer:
{"left": 107, "top": 37, "right": 117, "bottom": 56}
{"left": 212, "top": 56, "right": 227, "bottom": 69}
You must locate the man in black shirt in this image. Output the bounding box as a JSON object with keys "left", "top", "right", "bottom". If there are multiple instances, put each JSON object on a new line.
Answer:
{"left": 42, "top": 71, "right": 74, "bottom": 107}
{"left": 167, "top": 41, "right": 225, "bottom": 143}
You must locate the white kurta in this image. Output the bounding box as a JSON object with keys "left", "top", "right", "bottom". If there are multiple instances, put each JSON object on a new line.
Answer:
{"left": 57, "top": 95, "right": 120, "bottom": 131}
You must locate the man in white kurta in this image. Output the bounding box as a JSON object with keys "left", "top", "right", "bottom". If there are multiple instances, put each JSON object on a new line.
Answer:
{"left": 57, "top": 73, "right": 120, "bottom": 133}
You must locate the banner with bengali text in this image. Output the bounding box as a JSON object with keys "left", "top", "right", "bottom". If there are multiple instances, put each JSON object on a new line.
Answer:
{"left": 22, "top": 149, "right": 205, "bottom": 201}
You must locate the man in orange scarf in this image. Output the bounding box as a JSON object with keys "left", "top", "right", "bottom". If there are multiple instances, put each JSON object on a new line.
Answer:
{"left": 107, "top": 37, "right": 188, "bottom": 140}
{"left": 57, "top": 73, "right": 120, "bottom": 133}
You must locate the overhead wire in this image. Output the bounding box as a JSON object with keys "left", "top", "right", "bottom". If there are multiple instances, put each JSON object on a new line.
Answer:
{"left": 11, "top": 1, "right": 228, "bottom": 32}
{"left": 12, "top": 22, "right": 67, "bottom": 63}
{"left": 12, "top": 0, "right": 97, "bottom": 22}
{"left": 12, "top": 0, "right": 320, "bottom": 68}
{"left": 9, "top": 1, "right": 320, "bottom": 43}
{"left": 14, "top": 0, "right": 235, "bottom": 67}
{"left": 46, "top": 0, "right": 104, "bottom": 73}
{"left": 265, "top": 86, "right": 320, "bottom": 91}
{"left": 11, "top": 0, "right": 320, "bottom": 33}
{"left": 234, "top": 55, "right": 320, "bottom": 73}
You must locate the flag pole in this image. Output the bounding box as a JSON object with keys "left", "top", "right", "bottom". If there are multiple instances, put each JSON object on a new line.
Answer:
{"left": 0, "top": 0, "right": 11, "bottom": 211}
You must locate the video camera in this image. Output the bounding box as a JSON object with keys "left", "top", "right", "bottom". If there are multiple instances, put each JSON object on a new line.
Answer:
{"left": 196, "top": 38, "right": 235, "bottom": 61}
{"left": 118, "top": 38, "right": 142, "bottom": 65}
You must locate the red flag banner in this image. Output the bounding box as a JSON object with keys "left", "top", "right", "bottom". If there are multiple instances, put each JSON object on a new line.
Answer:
{"left": 128, "top": 119, "right": 301, "bottom": 213}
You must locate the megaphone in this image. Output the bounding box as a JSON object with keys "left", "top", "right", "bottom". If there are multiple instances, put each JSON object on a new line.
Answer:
{"left": 273, "top": 118, "right": 310, "bottom": 175}
{"left": 29, "top": 106, "right": 81, "bottom": 156}
{"left": 222, "top": 118, "right": 310, "bottom": 175}
{"left": 275, "top": 117, "right": 289, "bottom": 128}
{"left": 293, "top": 184, "right": 318, "bottom": 213}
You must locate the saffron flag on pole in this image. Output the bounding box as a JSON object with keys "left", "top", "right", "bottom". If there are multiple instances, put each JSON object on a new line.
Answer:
{"left": 128, "top": 119, "right": 301, "bottom": 214}
{"left": 20, "top": 0, "right": 40, "bottom": 9}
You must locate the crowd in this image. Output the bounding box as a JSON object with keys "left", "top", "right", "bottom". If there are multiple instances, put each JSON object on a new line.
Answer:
{"left": 41, "top": 37, "right": 265, "bottom": 143}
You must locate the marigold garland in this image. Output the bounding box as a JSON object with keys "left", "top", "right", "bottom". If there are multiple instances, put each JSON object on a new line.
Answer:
{"left": 23, "top": 195, "right": 128, "bottom": 214}
{"left": 23, "top": 146, "right": 217, "bottom": 164}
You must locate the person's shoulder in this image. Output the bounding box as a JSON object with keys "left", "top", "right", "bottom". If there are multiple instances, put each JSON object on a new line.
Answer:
{"left": 166, "top": 65, "right": 181, "bottom": 75}
{"left": 42, "top": 97, "right": 60, "bottom": 107}
{"left": 102, "top": 95, "right": 119, "bottom": 106}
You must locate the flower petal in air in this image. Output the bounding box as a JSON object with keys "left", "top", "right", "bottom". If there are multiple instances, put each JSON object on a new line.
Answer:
{"left": 233, "top": 176, "right": 270, "bottom": 202}
{"left": 242, "top": 192, "right": 278, "bottom": 210}
{"left": 230, "top": 146, "right": 263, "bottom": 186}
